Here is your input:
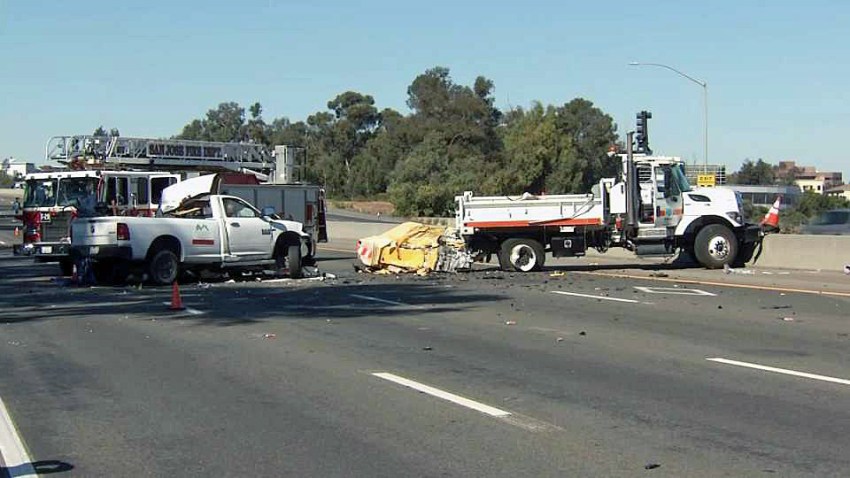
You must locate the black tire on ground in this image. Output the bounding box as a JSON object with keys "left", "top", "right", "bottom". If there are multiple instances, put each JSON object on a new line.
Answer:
{"left": 148, "top": 249, "right": 179, "bottom": 285}
{"left": 59, "top": 258, "right": 74, "bottom": 276}
{"left": 92, "top": 261, "right": 113, "bottom": 284}
{"left": 287, "top": 244, "right": 302, "bottom": 279}
{"left": 694, "top": 224, "right": 738, "bottom": 269}
{"left": 733, "top": 242, "right": 757, "bottom": 267}
{"left": 498, "top": 238, "right": 545, "bottom": 272}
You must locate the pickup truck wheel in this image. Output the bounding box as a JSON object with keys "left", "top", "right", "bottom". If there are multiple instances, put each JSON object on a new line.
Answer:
{"left": 498, "top": 238, "right": 545, "bottom": 272}
{"left": 148, "top": 249, "right": 179, "bottom": 285}
{"left": 287, "top": 245, "right": 302, "bottom": 279}
{"left": 694, "top": 224, "right": 738, "bottom": 269}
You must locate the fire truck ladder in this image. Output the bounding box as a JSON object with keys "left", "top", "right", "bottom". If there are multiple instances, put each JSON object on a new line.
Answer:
{"left": 46, "top": 135, "right": 275, "bottom": 174}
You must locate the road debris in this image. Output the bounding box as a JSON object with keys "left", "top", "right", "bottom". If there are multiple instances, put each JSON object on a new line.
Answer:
{"left": 556, "top": 337, "right": 564, "bottom": 342}
{"left": 579, "top": 331, "right": 587, "bottom": 336}
{"left": 644, "top": 463, "right": 661, "bottom": 470}
{"left": 422, "top": 346, "right": 433, "bottom": 351}
{"left": 263, "top": 333, "right": 277, "bottom": 339}
{"left": 550, "top": 271, "right": 566, "bottom": 277}
{"left": 780, "top": 317, "right": 795, "bottom": 322}
{"left": 355, "top": 222, "right": 474, "bottom": 275}
{"left": 845, "top": 264, "right": 850, "bottom": 275}
{"left": 649, "top": 271, "right": 669, "bottom": 278}
{"left": 724, "top": 264, "right": 755, "bottom": 275}
{"left": 504, "top": 320, "right": 517, "bottom": 326}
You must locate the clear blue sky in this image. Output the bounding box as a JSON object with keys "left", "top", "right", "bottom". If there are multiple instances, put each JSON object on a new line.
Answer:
{"left": 2, "top": 0, "right": 849, "bottom": 179}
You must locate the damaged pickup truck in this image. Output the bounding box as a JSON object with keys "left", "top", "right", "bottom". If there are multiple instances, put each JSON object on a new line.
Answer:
{"left": 71, "top": 191, "right": 313, "bottom": 285}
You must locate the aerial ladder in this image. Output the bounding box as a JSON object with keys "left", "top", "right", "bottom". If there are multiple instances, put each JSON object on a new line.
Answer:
{"left": 45, "top": 135, "right": 307, "bottom": 184}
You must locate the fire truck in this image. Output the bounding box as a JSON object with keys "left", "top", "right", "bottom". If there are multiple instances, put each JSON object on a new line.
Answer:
{"left": 16, "top": 135, "right": 327, "bottom": 275}
{"left": 16, "top": 170, "right": 180, "bottom": 274}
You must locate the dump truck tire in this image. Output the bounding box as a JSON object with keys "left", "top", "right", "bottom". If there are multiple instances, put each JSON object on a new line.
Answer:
{"left": 694, "top": 224, "right": 738, "bottom": 269}
{"left": 498, "top": 238, "right": 545, "bottom": 272}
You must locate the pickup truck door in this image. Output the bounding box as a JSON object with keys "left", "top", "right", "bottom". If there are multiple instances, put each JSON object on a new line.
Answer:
{"left": 221, "top": 197, "right": 273, "bottom": 259}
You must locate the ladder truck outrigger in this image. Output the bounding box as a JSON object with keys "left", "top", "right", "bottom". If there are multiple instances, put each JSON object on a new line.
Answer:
{"left": 17, "top": 136, "right": 327, "bottom": 276}
{"left": 455, "top": 111, "right": 765, "bottom": 272}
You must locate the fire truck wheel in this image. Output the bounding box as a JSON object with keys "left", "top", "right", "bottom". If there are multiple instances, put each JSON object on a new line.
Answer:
{"left": 498, "top": 238, "right": 545, "bottom": 272}
{"left": 148, "top": 249, "right": 179, "bottom": 285}
{"left": 59, "top": 258, "right": 74, "bottom": 277}
{"left": 694, "top": 224, "right": 738, "bottom": 269}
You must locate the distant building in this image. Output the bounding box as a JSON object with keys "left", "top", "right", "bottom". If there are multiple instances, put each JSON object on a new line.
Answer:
{"left": 726, "top": 185, "right": 800, "bottom": 208}
{"left": 1, "top": 159, "right": 37, "bottom": 178}
{"left": 775, "top": 160, "right": 842, "bottom": 194}
{"left": 826, "top": 184, "right": 850, "bottom": 202}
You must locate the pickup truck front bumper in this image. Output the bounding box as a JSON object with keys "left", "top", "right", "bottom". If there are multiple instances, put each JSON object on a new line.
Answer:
{"left": 70, "top": 245, "right": 133, "bottom": 262}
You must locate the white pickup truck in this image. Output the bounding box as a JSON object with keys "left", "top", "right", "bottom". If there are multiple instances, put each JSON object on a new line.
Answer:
{"left": 70, "top": 193, "right": 313, "bottom": 284}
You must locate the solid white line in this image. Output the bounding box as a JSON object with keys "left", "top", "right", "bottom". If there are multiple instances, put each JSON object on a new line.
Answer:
{"left": 372, "top": 372, "right": 511, "bottom": 417}
{"left": 550, "top": 290, "right": 640, "bottom": 304}
{"left": 0, "top": 395, "right": 36, "bottom": 477}
{"left": 350, "top": 294, "right": 422, "bottom": 308}
{"left": 707, "top": 358, "right": 850, "bottom": 386}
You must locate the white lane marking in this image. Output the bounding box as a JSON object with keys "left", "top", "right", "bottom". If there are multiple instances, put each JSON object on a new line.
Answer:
{"left": 0, "top": 395, "right": 36, "bottom": 477}
{"left": 350, "top": 294, "right": 423, "bottom": 309}
{"left": 550, "top": 290, "right": 640, "bottom": 304}
{"left": 372, "top": 372, "right": 511, "bottom": 417}
{"left": 707, "top": 358, "right": 850, "bottom": 386}
{"left": 634, "top": 286, "right": 716, "bottom": 297}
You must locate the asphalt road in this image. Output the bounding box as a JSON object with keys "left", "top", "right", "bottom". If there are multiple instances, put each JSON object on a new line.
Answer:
{"left": 1, "top": 247, "right": 850, "bottom": 476}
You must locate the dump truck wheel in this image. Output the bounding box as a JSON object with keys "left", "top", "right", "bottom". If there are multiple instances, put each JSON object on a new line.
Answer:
{"left": 498, "top": 238, "right": 545, "bottom": 272}
{"left": 733, "top": 242, "right": 757, "bottom": 267}
{"left": 694, "top": 224, "right": 738, "bottom": 269}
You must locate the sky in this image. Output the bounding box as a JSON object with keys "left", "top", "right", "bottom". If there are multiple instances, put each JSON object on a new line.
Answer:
{"left": 2, "top": 0, "right": 849, "bottom": 179}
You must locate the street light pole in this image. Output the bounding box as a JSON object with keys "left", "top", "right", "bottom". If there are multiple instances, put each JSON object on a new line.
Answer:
{"left": 629, "top": 62, "right": 708, "bottom": 167}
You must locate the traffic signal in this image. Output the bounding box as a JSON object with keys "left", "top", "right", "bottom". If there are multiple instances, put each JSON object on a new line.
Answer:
{"left": 635, "top": 110, "right": 652, "bottom": 154}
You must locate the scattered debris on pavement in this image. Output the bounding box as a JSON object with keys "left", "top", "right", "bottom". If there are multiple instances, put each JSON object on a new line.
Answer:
{"left": 504, "top": 320, "right": 517, "bottom": 326}
{"left": 724, "top": 264, "right": 755, "bottom": 275}
{"left": 262, "top": 333, "right": 277, "bottom": 339}
{"left": 644, "top": 463, "right": 661, "bottom": 470}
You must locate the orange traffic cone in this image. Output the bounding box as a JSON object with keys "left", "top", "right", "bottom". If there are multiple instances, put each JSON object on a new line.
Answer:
{"left": 14, "top": 226, "right": 19, "bottom": 237}
{"left": 169, "top": 281, "right": 185, "bottom": 311}
{"left": 761, "top": 196, "right": 781, "bottom": 230}
{"left": 71, "top": 264, "right": 79, "bottom": 284}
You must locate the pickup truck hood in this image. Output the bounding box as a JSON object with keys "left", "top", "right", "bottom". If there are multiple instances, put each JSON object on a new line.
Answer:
{"left": 270, "top": 219, "right": 306, "bottom": 236}
{"left": 160, "top": 175, "right": 218, "bottom": 213}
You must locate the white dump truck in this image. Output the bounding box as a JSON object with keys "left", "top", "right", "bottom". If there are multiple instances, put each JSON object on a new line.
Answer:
{"left": 352, "top": 112, "right": 767, "bottom": 275}
{"left": 456, "top": 125, "right": 762, "bottom": 271}
{"left": 70, "top": 193, "right": 312, "bottom": 284}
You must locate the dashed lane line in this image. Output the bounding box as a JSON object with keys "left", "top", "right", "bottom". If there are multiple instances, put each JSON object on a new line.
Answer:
{"left": 550, "top": 290, "right": 641, "bottom": 304}
{"left": 707, "top": 357, "right": 850, "bottom": 386}
{"left": 0, "top": 395, "right": 36, "bottom": 477}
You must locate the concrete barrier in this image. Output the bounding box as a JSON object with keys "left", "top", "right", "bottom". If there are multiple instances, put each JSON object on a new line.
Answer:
{"left": 328, "top": 220, "right": 850, "bottom": 272}
{"left": 756, "top": 234, "right": 850, "bottom": 271}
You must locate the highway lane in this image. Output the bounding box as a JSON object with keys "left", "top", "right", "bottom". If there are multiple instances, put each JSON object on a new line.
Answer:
{"left": 1, "top": 251, "right": 849, "bottom": 476}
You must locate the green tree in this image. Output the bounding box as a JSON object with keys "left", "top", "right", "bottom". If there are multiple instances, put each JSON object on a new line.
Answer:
{"left": 731, "top": 159, "right": 775, "bottom": 185}
{"left": 177, "top": 102, "right": 246, "bottom": 142}
{"left": 553, "top": 98, "right": 618, "bottom": 192}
